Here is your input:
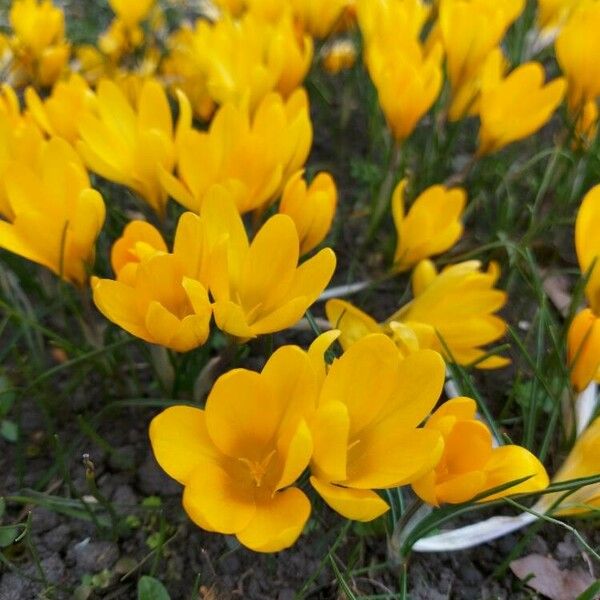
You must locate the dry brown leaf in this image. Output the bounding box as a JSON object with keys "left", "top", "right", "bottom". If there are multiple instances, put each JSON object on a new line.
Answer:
{"left": 510, "top": 553, "right": 594, "bottom": 600}
{"left": 542, "top": 273, "right": 572, "bottom": 317}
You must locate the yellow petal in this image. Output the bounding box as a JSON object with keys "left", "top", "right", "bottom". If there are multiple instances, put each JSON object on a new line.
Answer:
{"left": 320, "top": 334, "right": 400, "bottom": 437}
{"left": 310, "top": 402, "right": 349, "bottom": 482}
{"left": 345, "top": 426, "right": 444, "bottom": 489}
{"left": 93, "top": 279, "right": 149, "bottom": 341}
{"left": 236, "top": 487, "right": 311, "bottom": 553}
{"left": 310, "top": 477, "right": 389, "bottom": 522}
{"left": 481, "top": 445, "right": 549, "bottom": 502}
{"left": 183, "top": 461, "right": 255, "bottom": 534}
{"left": 205, "top": 369, "right": 279, "bottom": 461}
{"left": 325, "top": 299, "right": 380, "bottom": 350}
{"left": 149, "top": 406, "right": 219, "bottom": 485}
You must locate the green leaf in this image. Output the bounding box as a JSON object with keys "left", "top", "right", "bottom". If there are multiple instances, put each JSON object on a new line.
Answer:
{"left": 0, "top": 525, "right": 20, "bottom": 548}
{"left": 137, "top": 576, "right": 170, "bottom": 600}
{"left": 0, "top": 419, "right": 18, "bottom": 443}
{"left": 0, "top": 497, "right": 5, "bottom": 519}
{"left": 576, "top": 581, "right": 600, "bottom": 600}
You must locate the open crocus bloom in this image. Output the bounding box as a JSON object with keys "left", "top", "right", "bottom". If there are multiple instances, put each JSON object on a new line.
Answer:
{"left": 93, "top": 212, "right": 212, "bottom": 353}
{"left": 204, "top": 186, "right": 336, "bottom": 338}
{"left": 326, "top": 259, "right": 509, "bottom": 369}
{"left": 150, "top": 344, "right": 317, "bottom": 552}
{"left": 392, "top": 179, "right": 466, "bottom": 272}
{"left": 568, "top": 184, "right": 600, "bottom": 391}
{"left": 412, "top": 398, "right": 549, "bottom": 506}
{"left": 161, "top": 89, "right": 312, "bottom": 214}
{"left": 78, "top": 78, "right": 184, "bottom": 218}
{"left": 309, "top": 334, "right": 445, "bottom": 521}
{"left": 0, "top": 136, "right": 105, "bottom": 286}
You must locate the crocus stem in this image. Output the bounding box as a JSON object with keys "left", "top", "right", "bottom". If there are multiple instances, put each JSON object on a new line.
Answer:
{"left": 366, "top": 141, "right": 403, "bottom": 242}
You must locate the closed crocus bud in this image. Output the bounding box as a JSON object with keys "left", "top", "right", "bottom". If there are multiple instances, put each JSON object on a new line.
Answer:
{"left": 412, "top": 397, "right": 549, "bottom": 506}
{"left": 322, "top": 39, "right": 357, "bottom": 74}
{"left": 367, "top": 40, "right": 443, "bottom": 142}
{"left": 392, "top": 179, "right": 466, "bottom": 272}
{"left": 279, "top": 171, "right": 337, "bottom": 255}
{"left": 556, "top": 2, "right": 600, "bottom": 113}
{"left": 108, "top": 0, "right": 155, "bottom": 28}
{"left": 309, "top": 334, "right": 445, "bottom": 521}
{"left": 205, "top": 186, "right": 336, "bottom": 339}
{"left": 477, "top": 62, "right": 566, "bottom": 156}
{"left": 0, "top": 137, "right": 105, "bottom": 286}
{"left": 291, "top": 0, "right": 352, "bottom": 39}
{"left": 93, "top": 212, "right": 212, "bottom": 353}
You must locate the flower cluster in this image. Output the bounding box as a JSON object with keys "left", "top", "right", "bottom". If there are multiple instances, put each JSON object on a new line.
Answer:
{"left": 151, "top": 334, "right": 547, "bottom": 552}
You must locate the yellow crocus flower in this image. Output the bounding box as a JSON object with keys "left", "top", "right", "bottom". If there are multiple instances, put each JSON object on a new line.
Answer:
{"left": 0, "top": 137, "right": 105, "bottom": 286}
{"left": 556, "top": 1, "right": 600, "bottom": 113}
{"left": 163, "top": 12, "right": 312, "bottom": 116}
{"left": 412, "top": 398, "right": 549, "bottom": 506}
{"left": 477, "top": 62, "right": 566, "bottom": 156}
{"left": 78, "top": 78, "right": 185, "bottom": 218}
{"left": 108, "top": 0, "right": 155, "bottom": 28}
{"left": 8, "top": 0, "right": 69, "bottom": 87}
{"left": 25, "top": 74, "right": 98, "bottom": 144}
{"left": 161, "top": 89, "right": 312, "bottom": 214}
{"left": 150, "top": 343, "right": 317, "bottom": 552}
{"left": 392, "top": 179, "right": 466, "bottom": 272}
{"left": 204, "top": 186, "right": 336, "bottom": 339}
{"left": 367, "top": 40, "right": 443, "bottom": 142}
{"left": 93, "top": 212, "right": 212, "bottom": 352}
{"left": 439, "top": 0, "right": 523, "bottom": 102}
{"left": 309, "top": 334, "right": 445, "bottom": 521}
{"left": 326, "top": 259, "right": 509, "bottom": 369}
{"left": 279, "top": 170, "right": 338, "bottom": 255}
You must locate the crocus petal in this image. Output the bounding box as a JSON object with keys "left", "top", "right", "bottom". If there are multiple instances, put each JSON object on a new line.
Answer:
{"left": 320, "top": 334, "right": 400, "bottom": 437}
{"left": 205, "top": 369, "right": 280, "bottom": 460}
{"left": 310, "top": 401, "right": 350, "bottom": 482}
{"left": 149, "top": 406, "right": 219, "bottom": 485}
{"left": 212, "top": 300, "right": 256, "bottom": 338}
{"left": 383, "top": 349, "right": 446, "bottom": 427}
{"left": 481, "top": 445, "right": 549, "bottom": 502}
{"left": 310, "top": 477, "right": 389, "bottom": 522}
{"left": 183, "top": 461, "right": 255, "bottom": 534}
{"left": 276, "top": 420, "right": 313, "bottom": 491}
{"left": 435, "top": 471, "right": 488, "bottom": 504}
{"left": 345, "top": 427, "right": 444, "bottom": 489}
{"left": 325, "top": 299, "right": 380, "bottom": 350}
{"left": 236, "top": 487, "right": 310, "bottom": 553}
{"left": 93, "top": 279, "right": 149, "bottom": 341}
